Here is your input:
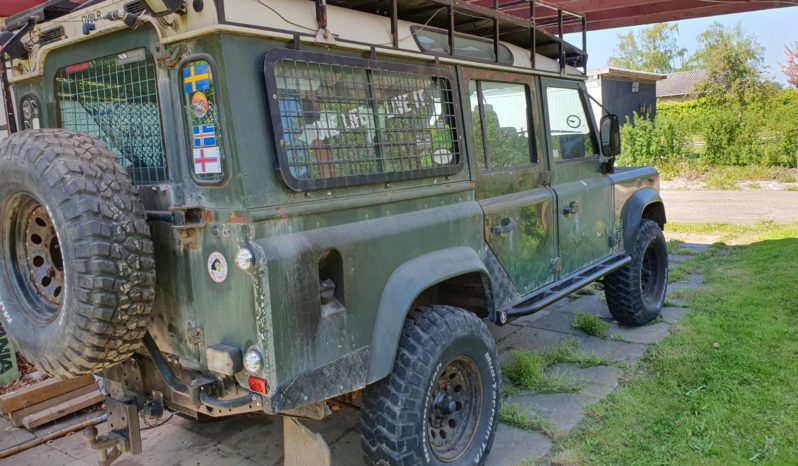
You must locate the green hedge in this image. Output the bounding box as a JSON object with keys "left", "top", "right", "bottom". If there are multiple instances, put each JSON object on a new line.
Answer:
{"left": 618, "top": 89, "right": 798, "bottom": 169}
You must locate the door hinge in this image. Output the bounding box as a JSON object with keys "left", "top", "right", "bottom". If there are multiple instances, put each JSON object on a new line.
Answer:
{"left": 186, "top": 323, "right": 204, "bottom": 347}
{"left": 540, "top": 170, "right": 552, "bottom": 187}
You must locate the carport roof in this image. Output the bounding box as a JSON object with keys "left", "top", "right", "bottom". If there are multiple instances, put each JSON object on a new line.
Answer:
{"left": 1, "top": 1, "right": 796, "bottom": 32}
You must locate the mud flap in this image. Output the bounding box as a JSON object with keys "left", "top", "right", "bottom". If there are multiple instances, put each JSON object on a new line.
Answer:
{"left": 283, "top": 417, "right": 331, "bottom": 466}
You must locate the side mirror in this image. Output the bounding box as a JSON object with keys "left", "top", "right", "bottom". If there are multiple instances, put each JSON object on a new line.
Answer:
{"left": 599, "top": 114, "right": 621, "bottom": 157}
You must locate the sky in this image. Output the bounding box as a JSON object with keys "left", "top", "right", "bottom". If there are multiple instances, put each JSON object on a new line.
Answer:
{"left": 565, "top": 7, "right": 798, "bottom": 85}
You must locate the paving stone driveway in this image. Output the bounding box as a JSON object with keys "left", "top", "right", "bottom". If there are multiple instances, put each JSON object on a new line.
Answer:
{"left": 0, "top": 238, "right": 709, "bottom": 466}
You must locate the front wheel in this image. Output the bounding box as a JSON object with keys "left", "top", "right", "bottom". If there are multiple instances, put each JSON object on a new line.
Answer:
{"left": 360, "top": 305, "right": 501, "bottom": 465}
{"left": 604, "top": 219, "right": 669, "bottom": 325}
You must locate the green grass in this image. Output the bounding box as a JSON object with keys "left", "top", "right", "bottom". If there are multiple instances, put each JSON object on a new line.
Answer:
{"left": 503, "top": 342, "right": 618, "bottom": 395}
{"left": 499, "top": 402, "right": 561, "bottom": 439}
{"left": 504, "top": 351, "right": 581, "bottom": 393}
{"left": 553, "top": 223, "right": 798, "bottom": 465}
{"left": 570, "top": 312, "right": 609, "bottom": 338}
{"left": 667, "top": 238, "right": 685, "bottom": 254}
{"left": 543, "top": 341, "right": 616, "bottom": 368}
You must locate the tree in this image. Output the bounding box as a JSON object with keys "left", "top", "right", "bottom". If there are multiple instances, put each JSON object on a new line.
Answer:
{"left": 783, "top": 42, "right": 798, "bottom": 88}
{"left": 608, "top": 23, "right": 688, "bottom": 73}
{"left": 688, "top": 22, "right": 776, "bottom": 104}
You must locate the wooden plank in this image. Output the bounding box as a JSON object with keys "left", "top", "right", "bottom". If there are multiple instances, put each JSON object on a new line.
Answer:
{"left": 22, "top": 390, "right": 103, "bottom": 429}
{"left": 0, "top": 375, "right": 94, "bottom": 415}
{"left": 9, "top": 383, "right": 98, "bottom": 426}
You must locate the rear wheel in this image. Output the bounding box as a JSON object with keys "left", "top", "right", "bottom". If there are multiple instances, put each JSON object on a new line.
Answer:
{"left": 0, "top": 130, "right": 155, "bottom": 377}
{"left": 604, "top": 219, "right": 668, "bottom": 325}
{"left": 360, "top": 305, "right": 501, "bottom": 465}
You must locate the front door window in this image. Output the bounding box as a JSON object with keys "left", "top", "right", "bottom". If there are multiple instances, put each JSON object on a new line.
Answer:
{"left": 545, "top": 87, "right": 597, "bottom": 161}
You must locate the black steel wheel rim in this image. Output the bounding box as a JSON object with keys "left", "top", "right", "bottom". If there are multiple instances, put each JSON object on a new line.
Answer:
{"left": 427, "top": 356, "right": 483, "bottom": 463}
{"left": 640, "top": 246, "right": 661, "bottom": 304}
{"left": 6, "top": 193, "right": 65, "bottom": 322}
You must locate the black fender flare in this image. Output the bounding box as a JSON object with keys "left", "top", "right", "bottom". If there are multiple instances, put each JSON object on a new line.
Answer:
{"left": 620, "top": 187, "right": 666, "bottom": 254}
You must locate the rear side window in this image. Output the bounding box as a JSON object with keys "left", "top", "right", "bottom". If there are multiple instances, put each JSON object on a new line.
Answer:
{"left": 56, "top": 48, "right": 167, "bottom": 185}
{"left": 264, "top": 50, "right": 461, "bottom": 191}
{"left": 469, "top": 80, "right": 534, "bottom": 169}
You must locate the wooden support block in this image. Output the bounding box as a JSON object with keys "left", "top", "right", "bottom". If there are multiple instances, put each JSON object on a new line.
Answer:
{"left": 9, "top": 383, "right": 98, "bottom": 427}
{"left": 284, "top": 417, "right": 331, "bottom": 466}
{"left": 0, "top": 374, "right": 94, "bottom": 415}
{"left": 21, "top": 390, "right": 104, "bottom": 429}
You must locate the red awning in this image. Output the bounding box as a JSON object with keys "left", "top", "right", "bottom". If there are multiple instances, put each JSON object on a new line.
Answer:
{"left": 468, "top": 0, "right": 795, "bottom": 33}
{"left": 2, "top": 1, "right": 794, "bottom": 32}
{"left": 0, "top": 1, "right": 48, "bottom": 17}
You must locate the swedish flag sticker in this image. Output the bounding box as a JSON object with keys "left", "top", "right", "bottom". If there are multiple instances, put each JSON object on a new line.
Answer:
{"left": 183, "top": 63, "right": 211, "bottom": 94}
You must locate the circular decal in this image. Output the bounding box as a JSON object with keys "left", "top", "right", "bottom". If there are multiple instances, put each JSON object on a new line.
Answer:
{"left": 432, "top": 148, "right": 454, "bottom": 165}
{"left": 207, "top": 252, "right": 228, "bottom": 283}
{"left": 566, "top": 115, "right": 582, "bottom": 129}
{"left": 191, "top": 92, "right": 209, "bottom": 119}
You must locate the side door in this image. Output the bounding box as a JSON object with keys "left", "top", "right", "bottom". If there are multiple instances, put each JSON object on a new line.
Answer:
{"left": 541, "top": 78, "right": 614, "bottom": 277}
{"left": 464, "top": 69, "right": 558, "bottom": 295}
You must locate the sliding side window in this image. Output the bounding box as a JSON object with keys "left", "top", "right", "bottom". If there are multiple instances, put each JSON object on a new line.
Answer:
{"left": 264, "top": 50, "right": 461, "bottom": 191}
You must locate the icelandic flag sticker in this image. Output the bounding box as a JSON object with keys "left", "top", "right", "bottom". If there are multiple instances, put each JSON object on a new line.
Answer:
{"left": 193, "top": 147, "right": 222, "bottom": 175}
{"left": 193, "top": 125, "right": 216, "bottom": 148}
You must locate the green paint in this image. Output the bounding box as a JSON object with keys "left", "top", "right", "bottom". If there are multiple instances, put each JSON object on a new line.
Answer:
{"left": 0, "top": 323, "right": 19, "bottom": 386}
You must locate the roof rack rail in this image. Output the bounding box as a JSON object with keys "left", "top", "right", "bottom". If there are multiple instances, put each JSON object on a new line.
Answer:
{"left": 324, "top": 0, "right": 587, "bottom": 72}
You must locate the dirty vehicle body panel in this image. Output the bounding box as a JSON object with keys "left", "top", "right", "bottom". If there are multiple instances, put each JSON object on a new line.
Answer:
{"left": 0, "top": 0, "right": 666, "bottom": 455}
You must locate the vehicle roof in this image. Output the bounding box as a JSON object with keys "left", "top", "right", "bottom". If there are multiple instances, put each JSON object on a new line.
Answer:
{"left": 5, "top": 0, "right": 585, "bottom": 82}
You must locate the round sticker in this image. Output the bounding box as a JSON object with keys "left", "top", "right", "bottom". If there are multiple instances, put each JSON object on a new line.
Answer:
{"left": 566, "top": 114, "right": 582, "bottom": 129}
{"left": 191, "top": 92, "right": 209, "bottom": 119}
{"left": 207, "top": 252, "right": 228, "bottom": 283}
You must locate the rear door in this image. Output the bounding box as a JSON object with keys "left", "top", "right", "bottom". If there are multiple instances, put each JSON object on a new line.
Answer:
{"left": 541, "top": 78, "right": 614, "bottom": 277}
{"left": 464, "top": 69, "right": 558, "bottom": 295}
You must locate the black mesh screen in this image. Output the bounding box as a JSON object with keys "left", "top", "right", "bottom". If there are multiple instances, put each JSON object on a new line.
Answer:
{"left": 56, "top": 49, "right": 167, "bottom": 185}
{"left": 265, "top": 51, "right": 461, "bottom": 191}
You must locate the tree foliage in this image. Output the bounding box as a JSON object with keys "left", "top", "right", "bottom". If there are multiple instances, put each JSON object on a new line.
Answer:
{"left": 688, "top": 22, "right": 776, "bottom": 105}
{"left": 608, "top": 23, "right": 687, "bottom": 73}
{"left": 783, "top": 41, "right": 798, "bottom": 88}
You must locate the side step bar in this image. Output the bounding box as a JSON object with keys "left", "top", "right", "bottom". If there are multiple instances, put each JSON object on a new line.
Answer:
{"left": 494, "top": 253, "right": 631, "bottom": 325}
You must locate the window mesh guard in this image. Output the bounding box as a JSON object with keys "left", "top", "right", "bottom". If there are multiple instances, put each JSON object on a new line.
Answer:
{"left": 56, "top": 50, "right": 167, "bottom": 185}
{"left": 266, "top": 51, "right": 461, "bottom": 191}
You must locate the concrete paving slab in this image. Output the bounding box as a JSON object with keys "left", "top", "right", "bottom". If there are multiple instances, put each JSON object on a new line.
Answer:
{"left": 489, "top": 322, "right": 524, "bottom": 341}
{"left": 0, "top": 416, "right": 35, "bottom": 450}
{"left": 607, "top": 321, "right": 671, "bottom": 345}
{"left": 485, "top": 424, "right": 552, "bottom": 466}
{"left": 2, "top": 443, "right": 80, "bottom": 466}
{"left": 661, "top": 307, "right": 689, "bottom": 324}
{"left": 509, "top": 393, "right": 594, "bottom": 434}
{"left": 499, "top": 326, "right": 648, "bottom": 367}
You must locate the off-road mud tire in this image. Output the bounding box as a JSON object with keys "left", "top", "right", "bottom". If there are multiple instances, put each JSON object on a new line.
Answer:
{"left": 604, "top": 219, "right": 668, "bottom": 325}
{"left": 360, "top": 305, "right": 501, "bottom": 465}
{"left": 0, "top": 130, "right": 155, "bottom": 377}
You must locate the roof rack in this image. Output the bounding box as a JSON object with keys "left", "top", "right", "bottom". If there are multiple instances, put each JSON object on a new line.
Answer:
{"left": 324, "top": 0, "right": 587, "bottom": 72}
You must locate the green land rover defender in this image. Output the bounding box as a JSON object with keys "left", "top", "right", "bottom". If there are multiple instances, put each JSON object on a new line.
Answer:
{"left": 0, "top": 0, "right": 668, "bottom": 464}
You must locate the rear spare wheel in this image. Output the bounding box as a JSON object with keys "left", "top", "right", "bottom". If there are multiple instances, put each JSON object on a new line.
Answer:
{"left": 0, "top": 130, "right": 155, "bottom": 377}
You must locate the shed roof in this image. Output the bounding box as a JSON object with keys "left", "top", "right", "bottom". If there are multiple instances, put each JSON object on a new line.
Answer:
{"left": 656, "top": 69, "right": 708, "bottom": 97}
{"left": 588, "top": 67, "right": 667, "bottom": 82}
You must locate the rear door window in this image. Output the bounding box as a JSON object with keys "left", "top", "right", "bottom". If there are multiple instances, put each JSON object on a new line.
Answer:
{"left": 55, "top": 48, "right": 167, "bottom": 185}
{"left": 469, "top": 80, "right": 534, "bottom": 170}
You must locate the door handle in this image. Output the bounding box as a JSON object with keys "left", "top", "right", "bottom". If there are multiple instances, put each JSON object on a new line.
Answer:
{"left": 491, "top": 219, "right": 517, "bottom": 235}
{"left": 563, "top": 200, "right": 580, "bottom": 216}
